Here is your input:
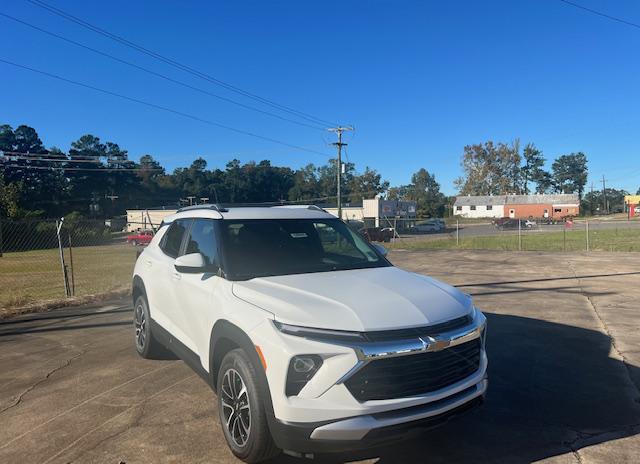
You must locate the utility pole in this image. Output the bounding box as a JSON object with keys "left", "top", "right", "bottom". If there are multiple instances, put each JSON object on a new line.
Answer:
{"left": 601, "top": 175, "right": 608, "bottom": 215}
{"left": 328, "top": 126, "right": 354, "bottom": 219}
{"left": 590, "top": 182, "right": 595, "bottom": 216}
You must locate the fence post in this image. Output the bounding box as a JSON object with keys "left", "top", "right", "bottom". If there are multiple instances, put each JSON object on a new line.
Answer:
{"left": 518, "top": 219, "right": 522, "bottom": 251}
{"left": 563, "top": 226, "right": 566, "bottom": 252}
{"left": 456, "top": 220, "right": 459, "bottom": 246}
{"left": 56, "top": 218, "right": 71, "bottom": 297}
{"left": 67, "top": 230, "right": 76, "bottom": 296}
{"left": 0, "top": 214, "right": 3, "bottom": 257}
{"left": 585, "top": 220, "right": 589, "bottom": 252}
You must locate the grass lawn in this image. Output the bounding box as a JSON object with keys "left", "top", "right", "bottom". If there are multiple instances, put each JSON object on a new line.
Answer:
{"left": 0, "top": 243, "right": 137, "bottom": 310}
{"left": 388, "top": 228, "right": 640, "bottom": 252}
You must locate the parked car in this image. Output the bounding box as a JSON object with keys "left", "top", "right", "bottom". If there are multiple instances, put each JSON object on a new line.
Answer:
{"left": 126, "top": 230, "right": 154, "bottom": 246}
{"left": 495, "top": 219, "right": 535, "bottom": 230}
{"left": 132, "top": 204, "right": 488, "bottom": 463}
{"left": 359, "top": 226, "right": 394, "bottom": 242}
{"left": 634, "top": 206, "right": 640, "bottom": 214}
{"left": 412, "top": 219, "right": 445, "bottom": 233}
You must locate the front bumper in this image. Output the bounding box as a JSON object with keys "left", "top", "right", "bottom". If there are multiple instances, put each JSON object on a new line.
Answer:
{"left": 270, "top": 378, "right": 487, "bottom": 454}
{"left": 250, "top": 308, "right": 488, "bottom": 453}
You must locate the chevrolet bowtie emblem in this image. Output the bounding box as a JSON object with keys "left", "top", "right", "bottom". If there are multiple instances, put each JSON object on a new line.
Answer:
{"left": 421, "top": 336, "right": 451, "bottom": 352}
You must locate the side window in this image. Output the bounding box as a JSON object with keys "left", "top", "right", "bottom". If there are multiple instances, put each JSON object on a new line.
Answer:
{"left": 184, "top": 219, "right": 218, "bottom": 266}
{"left": 160, "top": 220, "right": 189, "bottom": 258}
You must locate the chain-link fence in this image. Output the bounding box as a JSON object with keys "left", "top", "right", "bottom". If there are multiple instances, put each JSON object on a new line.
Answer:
{"left": 2, "top": 214, "right": 640, "bottom": 311}
{"left": 0, "top": 218, "right": 142, "bottom": 310}
{"left": 383, "top": 217, "right": 640, "bottom": 252}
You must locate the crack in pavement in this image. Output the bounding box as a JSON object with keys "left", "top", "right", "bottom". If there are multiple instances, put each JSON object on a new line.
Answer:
{"left": 69, "top": 400, "right": 148, "bottom": 461}
{"left": 563, "top": 423, "right": 640, "bottom": 463}
{"left": 563, "top": 258, "right": 640, "bottom": 462}
{"left": 42, "top": 374, "right": 196, "bottom": 464}
{"left": 566, "top": 259, "right": 640, "bottom": 403}
{"left": 0, "top": 349, "right": 86, "bottom": 415}
{"left": 0, "top": 363, "right": 175, "bottom": 451}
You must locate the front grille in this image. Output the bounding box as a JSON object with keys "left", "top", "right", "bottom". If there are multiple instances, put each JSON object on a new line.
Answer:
{"left": 345, "top": 338, "right": 481, "bottom": 401}
{"left": 362, "top": 315, "right": 471, "bottom": 342}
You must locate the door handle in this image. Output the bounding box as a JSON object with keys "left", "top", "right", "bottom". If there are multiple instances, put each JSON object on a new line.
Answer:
{"left": 172, "top": 271, "right": 182, "bottom": 281}
{"left": 144, "top": 259, "right": 152, "bottom": 267}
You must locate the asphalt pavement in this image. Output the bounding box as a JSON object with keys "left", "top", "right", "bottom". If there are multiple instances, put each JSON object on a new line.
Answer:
{"left": 1, "top": 250, "right": 639, "bottom": 463}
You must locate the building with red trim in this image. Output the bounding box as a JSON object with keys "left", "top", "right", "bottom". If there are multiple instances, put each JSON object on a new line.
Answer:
{"left": 454, "top": 194, "right": 579, "bottom": 219}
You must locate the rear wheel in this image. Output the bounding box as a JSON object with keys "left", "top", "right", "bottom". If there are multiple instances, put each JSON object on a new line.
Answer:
{"left": 217, "top": 349, "right": 279, "bottom": 463}
{"left": 133, "top": 295, "right": 166, "bottom": 359}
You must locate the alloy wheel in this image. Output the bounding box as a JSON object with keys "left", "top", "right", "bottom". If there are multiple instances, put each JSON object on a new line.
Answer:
{"left": 134, "top": 303, "right": 146, "bottom": 350}
{"left": 220, "top": 368, "right": 251, "bottom": 447}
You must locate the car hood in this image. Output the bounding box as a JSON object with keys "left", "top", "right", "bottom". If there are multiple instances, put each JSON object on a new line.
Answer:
{"left": 231, "top": 266, "right": 472, "bottom": 332}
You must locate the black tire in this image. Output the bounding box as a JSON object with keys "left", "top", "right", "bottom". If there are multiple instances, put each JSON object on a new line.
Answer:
{"left": 133, "top": 294, "right": 166, "bottom": 359}
{"left": 217, "top": 348, "right": 279, "bottom": 463}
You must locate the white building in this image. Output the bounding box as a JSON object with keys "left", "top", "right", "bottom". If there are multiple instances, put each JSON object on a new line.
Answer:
{"left": 453, "top": 196, "right": 505, "bottom": 219}
{"left": 126, "top": 208, "right": 177, "bottom": 231}
{"left": 325, "top": 198, "right": 417, "bottom": 227}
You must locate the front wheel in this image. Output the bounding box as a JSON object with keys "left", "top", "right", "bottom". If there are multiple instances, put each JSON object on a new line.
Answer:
{"left": 217, "top": 349, "right": 279, "bottom": 463}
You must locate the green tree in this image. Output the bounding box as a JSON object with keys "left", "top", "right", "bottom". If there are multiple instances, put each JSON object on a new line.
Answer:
{"left": 288, "top": 164, "right": 320, "bottom": 201}
{"left": 389, "top": 169, "right": 446, "bottom": 217}
{"left": 455, "top": 140, "right": 521, "bottom": 195}
{"left": 0, "top": 124, "right": 16, "bottom": 151}
{"left": 0, "top": 174, "right": 23, "bottom": 218}
{"left": 582, "top": 188, "right": 628, "bottom": 215}
{"left": 410, "top": 169, "right": 446, "bottom": 217}
{"left": 13, "top": 125, "right": 45, "bottom": 154}
{"left": 551, "top": 152, "right": 588, "bottom": 198}
{"left": 348, "top": 167, "right": 389, "bottom": 203}
{"left": 521, "top": 143, "right": 548, "bottom": 194}
{"left": 317, "top": 158, "right": 356, "bottom": 205}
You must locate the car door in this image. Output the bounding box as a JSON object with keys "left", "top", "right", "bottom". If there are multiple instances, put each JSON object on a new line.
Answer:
{"left": 174, "top": 218, "right": 223, "bottom": 368}
{"left": 151, "top": 218, "right": 193, "bottom": 346}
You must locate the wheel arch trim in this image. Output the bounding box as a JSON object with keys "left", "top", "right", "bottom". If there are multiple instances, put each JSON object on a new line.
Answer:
{"left": 209, "top": 320, "right": 277, "bottom": 426}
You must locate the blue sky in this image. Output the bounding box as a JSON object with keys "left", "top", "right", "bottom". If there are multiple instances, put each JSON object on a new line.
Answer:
{"left": 1, "top": 0, "right": 639, "bottom": 195}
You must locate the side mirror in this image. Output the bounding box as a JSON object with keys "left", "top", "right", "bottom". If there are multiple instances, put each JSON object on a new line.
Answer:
{"left": 373, "top": 243, "right": 388, "bottom": 257}
{"left": 175, "top": 253, "right": 209, "bottom": 273}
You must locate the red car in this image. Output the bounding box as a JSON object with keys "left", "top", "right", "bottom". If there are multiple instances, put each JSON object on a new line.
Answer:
{"left": 126, "top": 230, "right": 154, "bottom": 246}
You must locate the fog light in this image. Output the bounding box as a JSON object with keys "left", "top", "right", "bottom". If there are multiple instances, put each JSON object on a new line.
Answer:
{"left": 293, "top": 356, "right": 317, "bottom": 373}
{"left": 286, "top": 355, "right": 323, "bottom": 396}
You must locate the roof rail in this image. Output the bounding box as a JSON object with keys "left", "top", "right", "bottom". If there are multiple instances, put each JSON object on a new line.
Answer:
{"left": 216, "top": 202, "right": 287, "bottom": 208}
{"left": 176, "top": 204, "right": 228, "bottom": 213}
{"left": 272, "top": 204, "right": 325, "bottom": 211}
{"left": 176, "top": 203, "right": 327, "bottom": 213}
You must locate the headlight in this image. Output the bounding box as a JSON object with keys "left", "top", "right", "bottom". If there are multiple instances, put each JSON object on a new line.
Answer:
{"left": 273, "top": 321, "right": 365, "bottom": 342}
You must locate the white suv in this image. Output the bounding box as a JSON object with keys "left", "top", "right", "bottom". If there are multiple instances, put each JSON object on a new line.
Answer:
{"left": 132, "top": 205, "right": 488, "bottom": 462}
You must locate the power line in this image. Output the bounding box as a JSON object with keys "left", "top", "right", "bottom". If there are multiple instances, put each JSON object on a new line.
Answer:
{"left": 1, "top": 152, "right": 134, "bottom": 164}
{"left": 1, "top": 164, "right": 163, "bottom": 172}
{"left": 25, "top": 0, "right": 339, "bottom": 128}
{"left": 0, "top": 58, "right": 331, "bottom": 158}
{"left": 0, "top": 12, "right": 326, "bottom": 132}
{"left": 558, "top": 0, "right": 640, "bottom": 30}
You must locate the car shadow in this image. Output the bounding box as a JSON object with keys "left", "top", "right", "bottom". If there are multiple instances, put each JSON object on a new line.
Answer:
{"left": 272, "top": 312, "right": 640, "bottom": 463}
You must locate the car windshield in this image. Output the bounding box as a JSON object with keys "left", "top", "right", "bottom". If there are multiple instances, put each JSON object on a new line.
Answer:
{"left": 219, "top": 218, "right": 390, "bottom": 280}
